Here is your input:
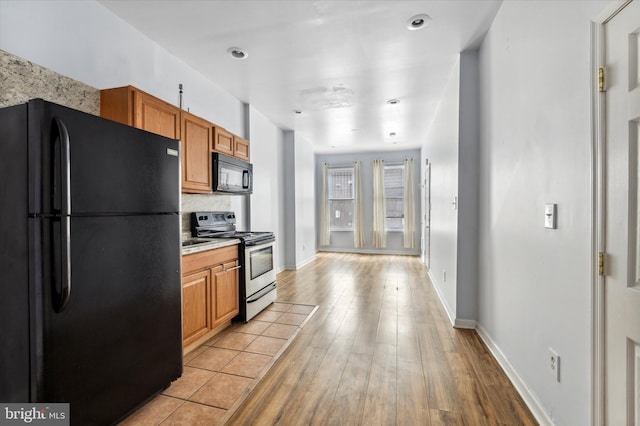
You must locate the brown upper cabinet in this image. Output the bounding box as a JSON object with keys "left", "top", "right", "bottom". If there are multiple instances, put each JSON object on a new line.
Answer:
{"left": 233, "top": 135, "right": 250, "bottom": 161}
{"left": 100, "top": 86, "right": 180, "bottom": 140}
{"left": 100, "top": 85, "right": 250, "bottom": 193}
{"left": 181, "top": 111, "right": 213, "bottom": 193}
{"left": 214, "top": 126, "right": 250, "bottom": 161}
{"left": 213, "top": 126, "right": 234, "bottom": 156}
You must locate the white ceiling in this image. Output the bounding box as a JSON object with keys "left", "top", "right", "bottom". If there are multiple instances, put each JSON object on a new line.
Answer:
{"left": 98, "top": 0, "right": 501, "bottom": 153}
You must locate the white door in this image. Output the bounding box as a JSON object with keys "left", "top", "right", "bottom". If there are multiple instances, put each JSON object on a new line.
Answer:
{"left": 605, "top": 1, "right": 640, "bottom": 423}
{"left": 422, "top": 162, "right": 431, "bottom": 268}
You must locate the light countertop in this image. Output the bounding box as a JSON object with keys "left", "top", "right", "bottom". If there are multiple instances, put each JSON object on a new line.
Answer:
{"left": 181, "top": 238, "right": 240, "bottom": 256}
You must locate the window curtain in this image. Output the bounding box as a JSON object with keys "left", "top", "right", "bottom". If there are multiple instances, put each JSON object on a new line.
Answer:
{"left": 372, "top": 159, "right": 386, "bottom": 248}
{"left": 353, "top": 161, "right": 364, "bottom": 248}
{"left": 319, "top": 162, "right": 330, "bottom": 246}
{"left": 403, "top": 158, "right": 415, "bottom": 249}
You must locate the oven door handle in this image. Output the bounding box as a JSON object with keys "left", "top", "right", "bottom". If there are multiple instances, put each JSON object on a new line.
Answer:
{"left": 244, "top": 237, "right": 276, "bottom": 247}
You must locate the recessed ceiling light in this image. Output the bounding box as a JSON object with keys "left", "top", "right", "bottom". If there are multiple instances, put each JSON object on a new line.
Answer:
{"left": 387, "top": 99, "right": 400, "bottom": 105}
{"left": 407, "top": 14, "right": 431, "bottom": 31}
{"left": 227, "top": 47, "right": 248, "bottom": 59}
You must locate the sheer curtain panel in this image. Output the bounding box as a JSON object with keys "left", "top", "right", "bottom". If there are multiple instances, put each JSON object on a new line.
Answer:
{"left": 319, "top": 162, "right": 330, "bottom": 246}
{"left": 403, "top": 158, "right": 415, "bottom": 248}
{"left": 353, "top": 161, "right": 364, "bottom": 247}
{"left": 372, "top": 159, "right": 386, "bottom": 248}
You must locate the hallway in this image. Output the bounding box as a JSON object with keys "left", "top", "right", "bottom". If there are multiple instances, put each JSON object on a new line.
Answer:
{"left": 227, "top": 252, "right": 537, "bottom": 425}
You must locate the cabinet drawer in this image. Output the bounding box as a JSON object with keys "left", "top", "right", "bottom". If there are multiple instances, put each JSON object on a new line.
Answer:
{"left": 182, "top": 244, "right": 238, "bottom": 275}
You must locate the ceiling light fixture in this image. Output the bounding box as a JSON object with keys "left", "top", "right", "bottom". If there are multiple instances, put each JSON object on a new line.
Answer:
{"left": 407, "top": 14, "right": 431, "bottom": 31}
{"left": 227, "top": 47, "right": 248, "bottom": 59}
{"left": 387, "top": 99, "right": 400, "bottom": 105}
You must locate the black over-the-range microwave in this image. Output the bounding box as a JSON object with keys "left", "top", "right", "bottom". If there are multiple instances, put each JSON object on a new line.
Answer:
{"left": 212, "top": 152, "right": 253, "bottom": 194}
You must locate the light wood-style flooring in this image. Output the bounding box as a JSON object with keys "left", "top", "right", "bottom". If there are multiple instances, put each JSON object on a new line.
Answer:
{"left": 226, "top": 252, "right": 538, "bottom": 425}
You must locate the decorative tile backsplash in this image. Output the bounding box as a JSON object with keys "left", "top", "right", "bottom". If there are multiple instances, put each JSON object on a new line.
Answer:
{"left": 0, "top": 49, "right": 100, "bottom": 114}
{"left": 181, "top": 194, "right": 231, "bottom": 233}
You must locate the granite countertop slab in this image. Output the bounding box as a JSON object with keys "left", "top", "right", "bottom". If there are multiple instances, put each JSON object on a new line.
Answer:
{"left": 181, "top": 238, "right": 240, "bottom": 256}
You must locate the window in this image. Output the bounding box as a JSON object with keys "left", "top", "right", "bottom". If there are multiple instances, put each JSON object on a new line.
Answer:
{"left": 328, "top": 167, "right": 354, "bottom": 229}
{"left": 384, "top": 164, "right": 404, "bottom": 229}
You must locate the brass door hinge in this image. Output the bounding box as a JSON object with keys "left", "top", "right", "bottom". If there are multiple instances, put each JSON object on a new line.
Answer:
{"left": 598, "top": 252, "right": 606, "bottom": 276}
{"left": 598, "top": 67, "right": 606, "bottom": 92}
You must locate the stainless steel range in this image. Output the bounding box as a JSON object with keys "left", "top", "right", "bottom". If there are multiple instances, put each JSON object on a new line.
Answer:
{"left": 191, "top": 211, "right": 276, "bottom": 322}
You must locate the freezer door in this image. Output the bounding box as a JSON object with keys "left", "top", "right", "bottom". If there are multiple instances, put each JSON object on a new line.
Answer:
{"left": 28, "top": 99, "right": 180, "bottom": 215}
{"left": 35, "top": 214, "right": 182, "bottom": 425}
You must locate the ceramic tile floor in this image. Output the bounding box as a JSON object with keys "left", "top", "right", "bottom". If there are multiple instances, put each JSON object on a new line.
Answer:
{"left": 118, "top": 302, "right": 318, "bottom": 426}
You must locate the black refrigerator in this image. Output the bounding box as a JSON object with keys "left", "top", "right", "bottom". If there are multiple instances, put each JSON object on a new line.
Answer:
{"left": 0, "top": 99, "right": 183, "bottom": 425}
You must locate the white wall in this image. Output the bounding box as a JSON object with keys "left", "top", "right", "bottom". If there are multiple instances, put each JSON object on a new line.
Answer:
{"left": 282, "top": 131, "right": 297, "bottom": 269}
{"left": 280, "top": 131, "right": 316, "bottom": 270}
{"left": 294, "top": 134, "right": 317, "bottom": 268}
{"left": 422, "top": 60, "right": 460, "bottom": 321}
{"left": 0, "top": 0, "right": 245, "bottom": 136}
{"left": 248, "top": 105, "right": 285, "bottom": 272}
{"left": 477, "top": 1, "right": 609, "bottom": 424}
{"left": 422, "top": 52, "right": 480, "bottom": 327}
{"left": 457, "top": 51, "right": 480, "bottom": 322}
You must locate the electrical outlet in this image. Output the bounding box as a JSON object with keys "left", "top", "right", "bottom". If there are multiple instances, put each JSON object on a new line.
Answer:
{"left": 549, "top": 348, "right": 560, "bottom": 382}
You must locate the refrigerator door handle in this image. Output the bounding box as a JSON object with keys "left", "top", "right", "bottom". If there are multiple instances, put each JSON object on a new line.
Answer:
{"left": 52, "top": 117, "right": 72, "bottom": 312}
{"left": 53, "top": 117, "right": 71, "bottom": 215}
{"left": 49, "top": 216, "right": 72, "bottom": 313}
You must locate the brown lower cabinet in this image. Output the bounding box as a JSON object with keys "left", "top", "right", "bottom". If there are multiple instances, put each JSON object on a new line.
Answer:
{"left": 182, "top": 245, "right": 240, "bottom": 349}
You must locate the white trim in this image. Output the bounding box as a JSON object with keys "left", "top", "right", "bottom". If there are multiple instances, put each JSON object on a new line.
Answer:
{"left": 284, "top": 254, "right": 316, "bottom": 271}
{"left": 475, "top": 324, "right": 554, "bottom": 426}
{"left": 590, "top": 2, "right": 631, "bottom": 424}
{"left": 454, "top": 318, "right": 476, "bottom": 329}
{"left": 317, "top": 247, "right": 421, "bottom": 256}
{"left": 427, "top": 268, "right": 455, "bottom": 327}
{"left": 590, "top": 16, "right": 606, "bottom": 426}
{"left": 596, "top": 0, "right": 633, "bottom": 23}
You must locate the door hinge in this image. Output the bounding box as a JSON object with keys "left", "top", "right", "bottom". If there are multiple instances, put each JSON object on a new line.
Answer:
{"left": 598, "top": 67, "right": 606, "bottom": 92}
{"left": 598, "top": 252, "right": 606, "bottom": 276}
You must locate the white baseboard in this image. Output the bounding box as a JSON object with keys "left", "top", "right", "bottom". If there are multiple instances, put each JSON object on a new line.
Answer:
{"left": 295, "top": 254, "right": 316, "bottom": 270}
{"left": 475, "top": 324, "right": 553, "bottom": 426}
{"left": 317, "top": 247, "right": 422, "bottom": 256}
{"left": 426, "top": 269, "right": 456, "bottom": 327}
{"left": 454, "top": 318, "right": 477, "bottom": 329}
{"left": 283, "top": 254, "right": 317, "bottom": 271}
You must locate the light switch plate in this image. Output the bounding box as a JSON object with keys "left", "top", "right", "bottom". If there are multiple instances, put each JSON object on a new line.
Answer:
{"left": 545, "top": 204, "right": 557, "bottom": 229}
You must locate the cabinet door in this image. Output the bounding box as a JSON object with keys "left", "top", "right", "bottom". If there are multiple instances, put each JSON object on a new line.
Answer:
{"left": 234, "top": 136, "right": 250, "bottom": 161}
{"left": 181, "top": 111, "right": 213, "bottom": 194}
{"left": 213, "top": 126, "right": 234, "bottom": 156}
{"left": 211, "top": 261, "right": 240, "bottom": 328}
{"left": 183, "top": 269, "right": 211, "bottom": 347}
{"left": 133, "top": 90, "right": 181, "bottom": 139}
